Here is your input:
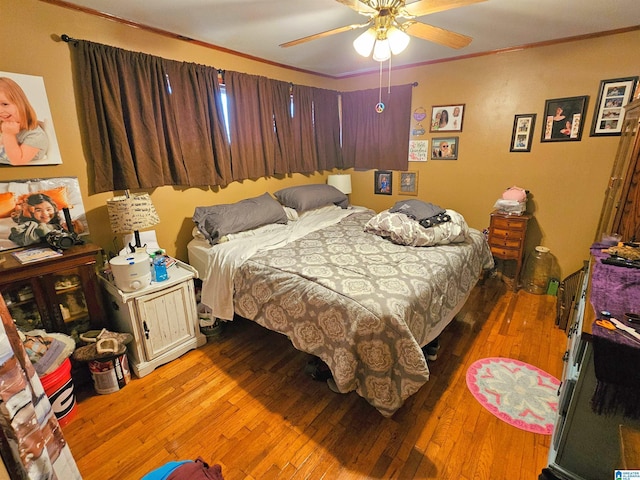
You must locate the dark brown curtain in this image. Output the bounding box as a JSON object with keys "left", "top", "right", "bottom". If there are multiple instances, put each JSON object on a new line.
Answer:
{"left": 291, "top": 85, "right": 318, "bottom": 173}
{"left": 70, "top": 40, "right": 231, "bottom": 193}
{"left": 341, "top": 84, "right": 413, "bottom": 171}
{"left": 225, "top": 71, "right": 279, "bottom": 180}
{"left": 312, "top": 87, "right": 343, "bottom": 171}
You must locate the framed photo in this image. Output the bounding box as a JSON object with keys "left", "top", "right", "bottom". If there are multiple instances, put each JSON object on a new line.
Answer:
{"left": 541, "top": 96, "right": 589, "bottom": 142}
{"left": 399, "top": 171, "right": 418, "bottom": 196}
{"left": 431, "top": 137, "right": 459, "bottom": 160}
{"left": 430, "top": 104, "right": 464, "bottom": 132}
{"left": 590, "top": 76, "right": 639, "bottom": 136}
{"left": 510, "top": 114, "right": 537, "bottom": 152}
{"left": 374, "top": 170, "right": 392, "bottom": 195}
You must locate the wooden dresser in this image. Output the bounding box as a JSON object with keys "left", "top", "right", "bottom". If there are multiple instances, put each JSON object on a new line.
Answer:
{"left": 488, "top": 211, "right": 531, "bottom": 290}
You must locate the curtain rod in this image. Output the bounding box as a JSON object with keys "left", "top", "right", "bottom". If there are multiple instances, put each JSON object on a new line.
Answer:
{"left": 59, "top": 34, "right": 417, "bottom": 86}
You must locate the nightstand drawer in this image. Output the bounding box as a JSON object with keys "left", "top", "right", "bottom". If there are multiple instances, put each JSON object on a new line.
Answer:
{"left": 489, "top": 236, "right": 523, "bottom": 249}
{"left": 490, "top": 228, "right": 526, "bottom": 242}
{"left": 490, "top": 215, "right": 528, "bottom": 231}
{"left": 490, "top": 246, "right": 521, "bottom": 259}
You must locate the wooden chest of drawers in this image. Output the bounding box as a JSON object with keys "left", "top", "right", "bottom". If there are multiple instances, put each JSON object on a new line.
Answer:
{"left": 488, "top": 211, "right": 531, "bottom": 290}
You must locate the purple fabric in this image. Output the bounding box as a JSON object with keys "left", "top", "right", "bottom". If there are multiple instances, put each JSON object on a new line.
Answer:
{"left": 589, "top": 244, "right": 640, "bottom": 324}
{"left": 589, "top": 243, "right": 640, "bottom": 418}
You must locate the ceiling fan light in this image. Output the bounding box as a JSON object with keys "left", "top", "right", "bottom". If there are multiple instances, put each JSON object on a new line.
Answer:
{"left": 387, "top": 27, "right": 410, "bottom": 55}
{"left": 353, "top": 28, "right": 376, "bottom": 57}
{"left": 372, "top": 39, "right": 391, "bottom": 62}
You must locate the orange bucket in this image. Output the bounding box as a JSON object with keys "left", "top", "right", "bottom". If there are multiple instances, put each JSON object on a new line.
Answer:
{"left": 39, "top": 357, "right": 77, "bottom": 427}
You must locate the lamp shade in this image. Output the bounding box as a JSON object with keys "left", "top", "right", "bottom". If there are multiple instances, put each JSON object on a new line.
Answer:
{"left": 372, "top": 39, "right": 391, "bottom": 62}
{"left": 327, "top": 174, "right": 352, "bottom": 195}
{"left": 353, "top": 28, "right": 377, "bottom": 57}
{"left": 387, "top": 27, "right": 410, "bottom": 55}
{"left": 107, "top": 193, "right": 159, "bottom": 235}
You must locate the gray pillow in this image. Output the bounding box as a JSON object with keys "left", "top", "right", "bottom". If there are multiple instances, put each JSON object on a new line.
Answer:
{"left": 273, "top": 184, "right": 349, "bottom": 212}
{"left": 389, "top": 199, "right": 445, "bottom": 221}
{"left": 193, "top": 192, "right": 287, "bottom": 245}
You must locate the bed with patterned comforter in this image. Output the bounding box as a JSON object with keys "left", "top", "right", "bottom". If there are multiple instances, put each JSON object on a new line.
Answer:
{"left": 194, "top": 208, "right": 493, "bottom": 416}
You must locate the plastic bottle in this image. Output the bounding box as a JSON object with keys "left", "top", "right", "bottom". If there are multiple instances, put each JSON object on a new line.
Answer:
{"left": 522, "top": 246, "right": 553, "bottom": 295}
{"left": 153, "top": 250, "right": 169, "bottom": 282}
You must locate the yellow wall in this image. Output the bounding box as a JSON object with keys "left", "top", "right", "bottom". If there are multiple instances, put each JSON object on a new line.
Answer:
{"left": 1, "top": 0, "right": 639, "bottom": 278}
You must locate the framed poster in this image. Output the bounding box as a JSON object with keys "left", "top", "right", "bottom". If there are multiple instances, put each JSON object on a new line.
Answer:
{"left": 399, "top": 171, "right": 418, "bottom": 196}
{"left": 510, "top": 114, "right": 536, "bottom": 152}
{"left": 430, "top": 104, "right": 464, "bottom": 132}
{"left": 541, "top": 96, "right": 589, "bottom": 142}
{"left": 374, "top": 170, "right": 392, "bottom": 195}
{"left": 431, "top": 137, "right": 459, "bottom": 160}
{"left": 0, "top": 71, "right": 63, "bottom": 166}
{"left": 590, "top": 77, "right": 638, "bottom": 136}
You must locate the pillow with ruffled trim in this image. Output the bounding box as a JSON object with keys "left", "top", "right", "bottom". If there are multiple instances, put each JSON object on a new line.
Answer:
{"left": 364, "top": 209, "right": 469, "bottom": 247}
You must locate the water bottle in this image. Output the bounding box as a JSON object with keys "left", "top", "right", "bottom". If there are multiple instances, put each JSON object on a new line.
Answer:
{"left": 153, "top": 250, "right": 169, "bottom": 282}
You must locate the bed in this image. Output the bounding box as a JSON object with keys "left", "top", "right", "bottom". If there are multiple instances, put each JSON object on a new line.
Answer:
{"left": 188, "top": 188, "right": 493, "bottom": 417}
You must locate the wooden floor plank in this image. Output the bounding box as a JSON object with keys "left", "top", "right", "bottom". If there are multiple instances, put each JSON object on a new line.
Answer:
{"left": 62, "top": 278, "right": 566, "bottom": 479}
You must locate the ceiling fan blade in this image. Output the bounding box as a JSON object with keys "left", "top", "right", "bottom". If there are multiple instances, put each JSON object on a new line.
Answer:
{"left": 404, "top": 21, "right": 472, "bottom": 49}
{"left": 335, "top": 0, "right": 377, "bottom": 15}
{"left": 280, "top": 22, "right": 371, "bottom": 48}
{"left": 404, "top": 0, "right": 487, "bottom": 17}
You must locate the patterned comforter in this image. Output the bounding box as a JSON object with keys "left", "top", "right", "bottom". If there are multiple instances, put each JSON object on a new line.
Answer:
{"left": 232, "top": 210, "right": 493, "bottom": 416}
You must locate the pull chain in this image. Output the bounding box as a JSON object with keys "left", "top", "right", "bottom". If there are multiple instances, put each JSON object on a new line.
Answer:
{"left": 376, "top": 59, "right": 385, "bottom": 114}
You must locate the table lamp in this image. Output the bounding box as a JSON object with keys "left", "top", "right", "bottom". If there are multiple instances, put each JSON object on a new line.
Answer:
{"left": 327, "top": 174, "right": 352, "bottom": 195}
{"left": 107, "top": 191, "right": 159, "bottom": 251}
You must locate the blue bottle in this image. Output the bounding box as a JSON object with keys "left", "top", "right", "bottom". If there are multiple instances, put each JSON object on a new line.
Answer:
{"left": 153, "top": 251, "right": 169, "bottom": 282}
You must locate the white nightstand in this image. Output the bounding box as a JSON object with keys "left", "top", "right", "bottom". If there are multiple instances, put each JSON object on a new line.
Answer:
{"left": 98, "top": 260, "right": 206, "bottom": 378}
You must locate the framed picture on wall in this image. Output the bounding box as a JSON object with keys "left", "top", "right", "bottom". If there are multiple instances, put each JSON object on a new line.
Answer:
{"left": 374, "top": 170, "right": 392, "bottom": 195}
{"left": 431, "top": 137, "right": 459, "bottom": 160}
{"left": 429, "top": 104, "right": 464, "bottom": 132}
{"left": 510, "top": 114, "right": 536, "bottom": 152}
{"left": 399, "top": 171, "right": 418, "bottom": 196}
{"left": 541, "top": 96, "right": 589, "bottom": 142}
{"left": 590, "top": 76, "right": 639, "bottom": 136}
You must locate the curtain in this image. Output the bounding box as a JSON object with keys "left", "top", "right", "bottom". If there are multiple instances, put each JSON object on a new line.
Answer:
{"left": 342, "top": 84, "right": 413, "bottom": 171}
{"left": 225, "top": 71, "right": 278, "bottom": 180}
{"left": 70, "top": 40, "right": 231, "bottom": 193}
{"left": 291, "top": 85, "right": 318, "bottom": 173}
{"left": 312, "top": 87, "right": 343, "bottom": 171}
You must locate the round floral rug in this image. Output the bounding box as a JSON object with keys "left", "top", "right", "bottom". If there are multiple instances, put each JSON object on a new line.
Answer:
{"left": 465, "top": 357, "right": 560, "bottom": 434}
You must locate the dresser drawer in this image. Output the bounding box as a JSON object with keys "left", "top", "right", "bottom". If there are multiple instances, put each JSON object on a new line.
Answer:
{"left": 490, "top": 215, "right": 528, "bottom": 232}
{"left": 489, "top": 235, "right": 523, "bottom": 249}
{"left": 490, "top": 227, "right": 526, "bottom": 242}
{"left": 490, "top": 246, "right": 521, "bottom": 260}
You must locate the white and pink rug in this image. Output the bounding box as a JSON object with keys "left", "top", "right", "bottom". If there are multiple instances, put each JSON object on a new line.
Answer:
{"left": 465, "top": 357, "right": 560, "bottom": 435}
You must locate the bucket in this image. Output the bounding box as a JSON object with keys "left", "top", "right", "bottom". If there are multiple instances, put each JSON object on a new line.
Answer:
{"left": 40, "top": 357, "right": 77, "bottom": 428}
{"left": 88, "top": 353, "right": 131, "bottom": 394}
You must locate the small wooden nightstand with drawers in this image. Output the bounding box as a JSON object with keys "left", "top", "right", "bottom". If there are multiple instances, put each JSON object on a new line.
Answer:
{"left": 488, "top": 211, "right": 531, "bottom": 291}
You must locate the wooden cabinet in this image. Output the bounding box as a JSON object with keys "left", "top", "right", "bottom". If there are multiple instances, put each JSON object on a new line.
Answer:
{"left": 595, "top": 97, "right": 640, "bottom": 242}
{"left": 0, "top": 243, "right": 107, "bottom": 341}
{"left": 488, "top": 211, "right": 531, "bottom": 290}
{"left": 98, "top": 261, "right": 206, "bottom": 378}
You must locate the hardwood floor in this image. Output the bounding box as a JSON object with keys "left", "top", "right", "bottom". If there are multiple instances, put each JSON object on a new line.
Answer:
{"left": 63, "top": 277, "right": 567, "bottom": 479}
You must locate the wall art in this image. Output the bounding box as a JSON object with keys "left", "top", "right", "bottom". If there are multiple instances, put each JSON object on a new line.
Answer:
{"left": 510, "top": 114, "right": 536, "bottom": 152}
{"left": 590, "top": 76, "right": 638, "bottom": 136}
{"left": 541, "top": 96, "right": 588, "bottom": 142}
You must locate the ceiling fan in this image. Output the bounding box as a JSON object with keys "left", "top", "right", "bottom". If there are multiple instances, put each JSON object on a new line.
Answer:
{"left": 280, "top": 0, "right": 486, "bottom": 61}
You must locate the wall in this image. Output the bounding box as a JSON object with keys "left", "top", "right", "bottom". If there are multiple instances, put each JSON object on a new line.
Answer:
{"left": 1, "top": 0, "right": 639, "bottom": 277}
{"left": 338, "top": 30, "right": 640, "bottom": 277}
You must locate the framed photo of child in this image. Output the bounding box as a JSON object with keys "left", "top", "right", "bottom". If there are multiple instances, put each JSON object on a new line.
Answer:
{"left": 0, "top": 177, "right": 89, "bottom": 251}
{"left": 0, "top": 71, "right": 63, "bottom": 166}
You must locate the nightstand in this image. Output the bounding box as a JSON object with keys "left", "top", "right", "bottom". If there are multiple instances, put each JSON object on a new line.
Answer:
{"left": 98, "top": 260, "right": 206, "bottom": 378}
{"left": 488, "top": 211, "right": 531, "bottom": 291}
